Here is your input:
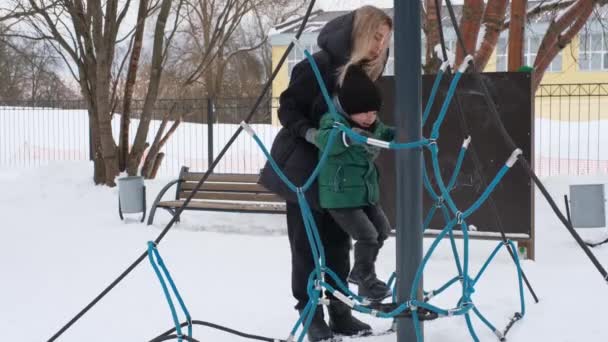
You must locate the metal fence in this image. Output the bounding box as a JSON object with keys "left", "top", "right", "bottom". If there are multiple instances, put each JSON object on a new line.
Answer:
{"left": 535, "top": 83, "right": 608, "bottom": 177}
{"left": 2, "top": 85, "right": 608, "bottom": 178}
{"left": 0, "top": 98, "right": 280, "bottom": 177}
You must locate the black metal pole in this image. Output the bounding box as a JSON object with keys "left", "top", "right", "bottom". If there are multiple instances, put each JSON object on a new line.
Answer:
{"left": 395, "top": 0, "right": 423, "bottom": 341}
{"left": 207, "top": 97, "right": 215, "bottom": 171}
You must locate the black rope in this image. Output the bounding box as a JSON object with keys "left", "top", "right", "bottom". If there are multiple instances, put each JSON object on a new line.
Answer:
{"left": 502, "top": 312, "right": 523, "bottom": 339}
{"left": 150, "top": 320, "right": 288, "bottom": 342}
{"left": 46, "top": 1, "right": 318, "bottom": 341}
{"left": 443, "top": 0, "right": 608, "bottom": 281}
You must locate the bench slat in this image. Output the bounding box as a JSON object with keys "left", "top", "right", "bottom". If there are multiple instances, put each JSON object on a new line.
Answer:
{"left": 181, "top": 182, "right": 269, "bottom": 193}
{"left": 183, "top": 173, "right": 260, "bottom": 183}
{"left": 179, "top": 191, "right": 283, "bottom": 202}
{"left": 158, "top": 200, "right": 286, "bottom": 213}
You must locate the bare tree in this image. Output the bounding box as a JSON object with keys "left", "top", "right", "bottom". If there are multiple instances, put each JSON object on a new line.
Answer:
{"left": 1, "top": 0, "right": 305, "bottom": 183}
{"left": 0, "top": 24, "right": 74, "bottom": 101}
{"left": 425, "top": 0, "right": 608, "bottom": 91}
{"left": 1, "top": 0, "right": 188, "bottom": 185}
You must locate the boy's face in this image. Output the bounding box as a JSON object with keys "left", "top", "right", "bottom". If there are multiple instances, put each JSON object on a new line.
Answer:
{"left": 350, "top": 111, "right": 377, "bottom": 128}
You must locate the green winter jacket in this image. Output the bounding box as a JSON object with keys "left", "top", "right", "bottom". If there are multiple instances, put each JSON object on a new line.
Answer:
{"left": 315, "top": 113, "right": 395, "bottom": 209}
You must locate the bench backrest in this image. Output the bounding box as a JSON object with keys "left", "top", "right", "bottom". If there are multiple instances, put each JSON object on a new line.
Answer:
{"left": 176, "top": 167, "right": 283, "bottom": 203}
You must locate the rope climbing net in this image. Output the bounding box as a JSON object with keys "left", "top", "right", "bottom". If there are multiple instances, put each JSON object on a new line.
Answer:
{"left": 232, "top": 41, "right": 527, "bottom": 342}
{"left": 143, "top": 44, "right": 527, "bottom": 342}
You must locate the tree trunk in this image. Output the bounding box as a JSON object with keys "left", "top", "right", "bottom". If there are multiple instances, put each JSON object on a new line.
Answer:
{"left": 119, "top": 0, "right": 149, "bottom": 172}
{"left": 89, "top": 109, "right": 105, "bottom": 184}
{"left": 457, "top": 0, "right": 485, "bottom": 65}
{"left": 149, "top": 152, "right": 165, "bottom": 179}
{"left": 141, "top": 114, "right": 181, "bottom": 178}
{"left": 423, "top": 0, "right": 443, "bottom": 73}
{"left": 533, "top": 0, "right": 595, "bottom": 90}
{"left": 126, "top": 0, "right": 173, "bottom": 175}
{"left": 508, "top": 0, "right": 527, "bottom": 71}
{"left": 474, "top": 0, "right": 509, "bottom": 70}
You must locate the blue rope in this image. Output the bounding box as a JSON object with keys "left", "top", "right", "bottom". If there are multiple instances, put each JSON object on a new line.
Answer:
{"left": 447, "top": 143, "right": 469, "bottom": 191}
{"left": 147, "top": 242, "right": 191, "bottom": 342}
{"left": 422, "top": 66, "right": 447, "bottom": 126}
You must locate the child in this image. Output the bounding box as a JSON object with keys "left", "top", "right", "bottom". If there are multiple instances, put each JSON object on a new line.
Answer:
{"left": 306, "top": 64, "right": 394, "bottom": 301}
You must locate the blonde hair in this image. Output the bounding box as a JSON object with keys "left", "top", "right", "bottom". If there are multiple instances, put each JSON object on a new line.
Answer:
{"left": 338, "top": 6, "right": 393, "bottom": 85}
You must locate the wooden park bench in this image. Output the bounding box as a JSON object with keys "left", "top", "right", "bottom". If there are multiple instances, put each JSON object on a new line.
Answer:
{"left": 147, "top": 167, "right": 286, "bottom": 225}
{"left": 147, "top": 166, "right": 533, "bottom": 258}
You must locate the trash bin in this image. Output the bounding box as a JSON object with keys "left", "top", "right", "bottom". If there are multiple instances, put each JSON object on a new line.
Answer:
{"left": 118, "top": 176, "right": 146, "bottom": 222}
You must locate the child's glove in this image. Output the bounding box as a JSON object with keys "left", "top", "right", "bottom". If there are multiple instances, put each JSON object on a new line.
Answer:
{"left": 304, "top": 128, "right": 318, "bottom": 144}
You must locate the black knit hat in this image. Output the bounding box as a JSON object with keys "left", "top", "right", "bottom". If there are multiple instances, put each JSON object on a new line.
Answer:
{"left": 337, "top": 64, "right": 382, "bottom": 116}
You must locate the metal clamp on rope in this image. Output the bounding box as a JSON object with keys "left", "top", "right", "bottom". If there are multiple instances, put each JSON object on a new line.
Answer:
{"left": 291, "top": 37, "right": 304, "bottom": 51}
{"left": 333, "top": 291, "right": 355, "bottom": 308}
{"left": 447, "top": 308, "right": 458, "bottom": 316}
{"left": 410, "top": 304, "right": 418, "bottom": 312}
{"left": 367, "top": 137, "right": 391, "bottom": 149}
{"left": 319, "top": 297, "right": 330, "bottom": 306}
{"left": 459, "top": 55, "right": 474, "bottom": 73}
{"left": 462, "top": 136, "right": 472, "bottom": 149}
{"left": 240, "top": 121, "right": 256, "bottom": 137}
{"left": 341, "top": 131, "right": 350, "bottom": 148}
{"left": 456, "top": 211, "right": 464, "bottom": 225}
{"left": 507, "top": 148, "right": 523, "bottom": 168}
{"left": 436, "top": 197, "right": 444, "bottom": 209}
{"left": 314, "top": 279, "right": 322, "bottom": 291}
{"left": 332, "top": 121, "right": 344, "bottom": 129}
{"left": 370, "top": 309, "right": 380, "bottom": 317}
{"left": 425, "top": 291, "right": 436, "bottom": 301}
{"left": 440, "top": 60, "right": 450, "bottom": 72}
{"left": 494, "top": 330, "right": 505, "bottom": 340}
{"left": 427, "top": 138, "right": 437, "bottom": 147}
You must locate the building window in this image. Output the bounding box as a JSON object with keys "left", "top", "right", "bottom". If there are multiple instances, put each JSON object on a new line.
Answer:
{"left": 579, "top": 31, "right": 607, "bottom": 71}
{"left": 287, "top": 43, "right": 319, "bottom": 77}
{"left": 497, "top": 35, "right": 562, "bottom": 72}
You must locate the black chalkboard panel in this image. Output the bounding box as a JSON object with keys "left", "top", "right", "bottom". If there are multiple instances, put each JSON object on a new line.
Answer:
{"left": 375, "top": 72, "right": 532, "bottom": 236}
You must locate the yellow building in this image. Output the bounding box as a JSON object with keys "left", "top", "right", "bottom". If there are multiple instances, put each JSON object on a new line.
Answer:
{"left": 269, "top": 7, "right": 608, "bottom": 124}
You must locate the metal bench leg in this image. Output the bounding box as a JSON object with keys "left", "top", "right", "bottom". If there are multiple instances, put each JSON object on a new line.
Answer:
{"left": 147, "top": 202, "right": 158, "bottom": 225}
{"left": 147, "top": 179, "right": 181, "bottom": 225}
{"left": 140, "top": 186, "right": 147, "bottom": 223}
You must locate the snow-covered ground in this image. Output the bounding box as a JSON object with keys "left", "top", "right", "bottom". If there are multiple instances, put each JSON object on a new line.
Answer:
{"left": 1, "top": 162, "right": 608, "bottom": 342}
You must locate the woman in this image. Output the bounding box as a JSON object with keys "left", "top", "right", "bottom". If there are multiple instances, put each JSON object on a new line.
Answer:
{"left": 259, "top": 6, "right": 392, "bottom": 341}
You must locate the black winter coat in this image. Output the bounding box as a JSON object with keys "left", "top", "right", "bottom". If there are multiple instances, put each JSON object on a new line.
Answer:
{"left": 258, "top": 11, "right": 356, "bottom": 210}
